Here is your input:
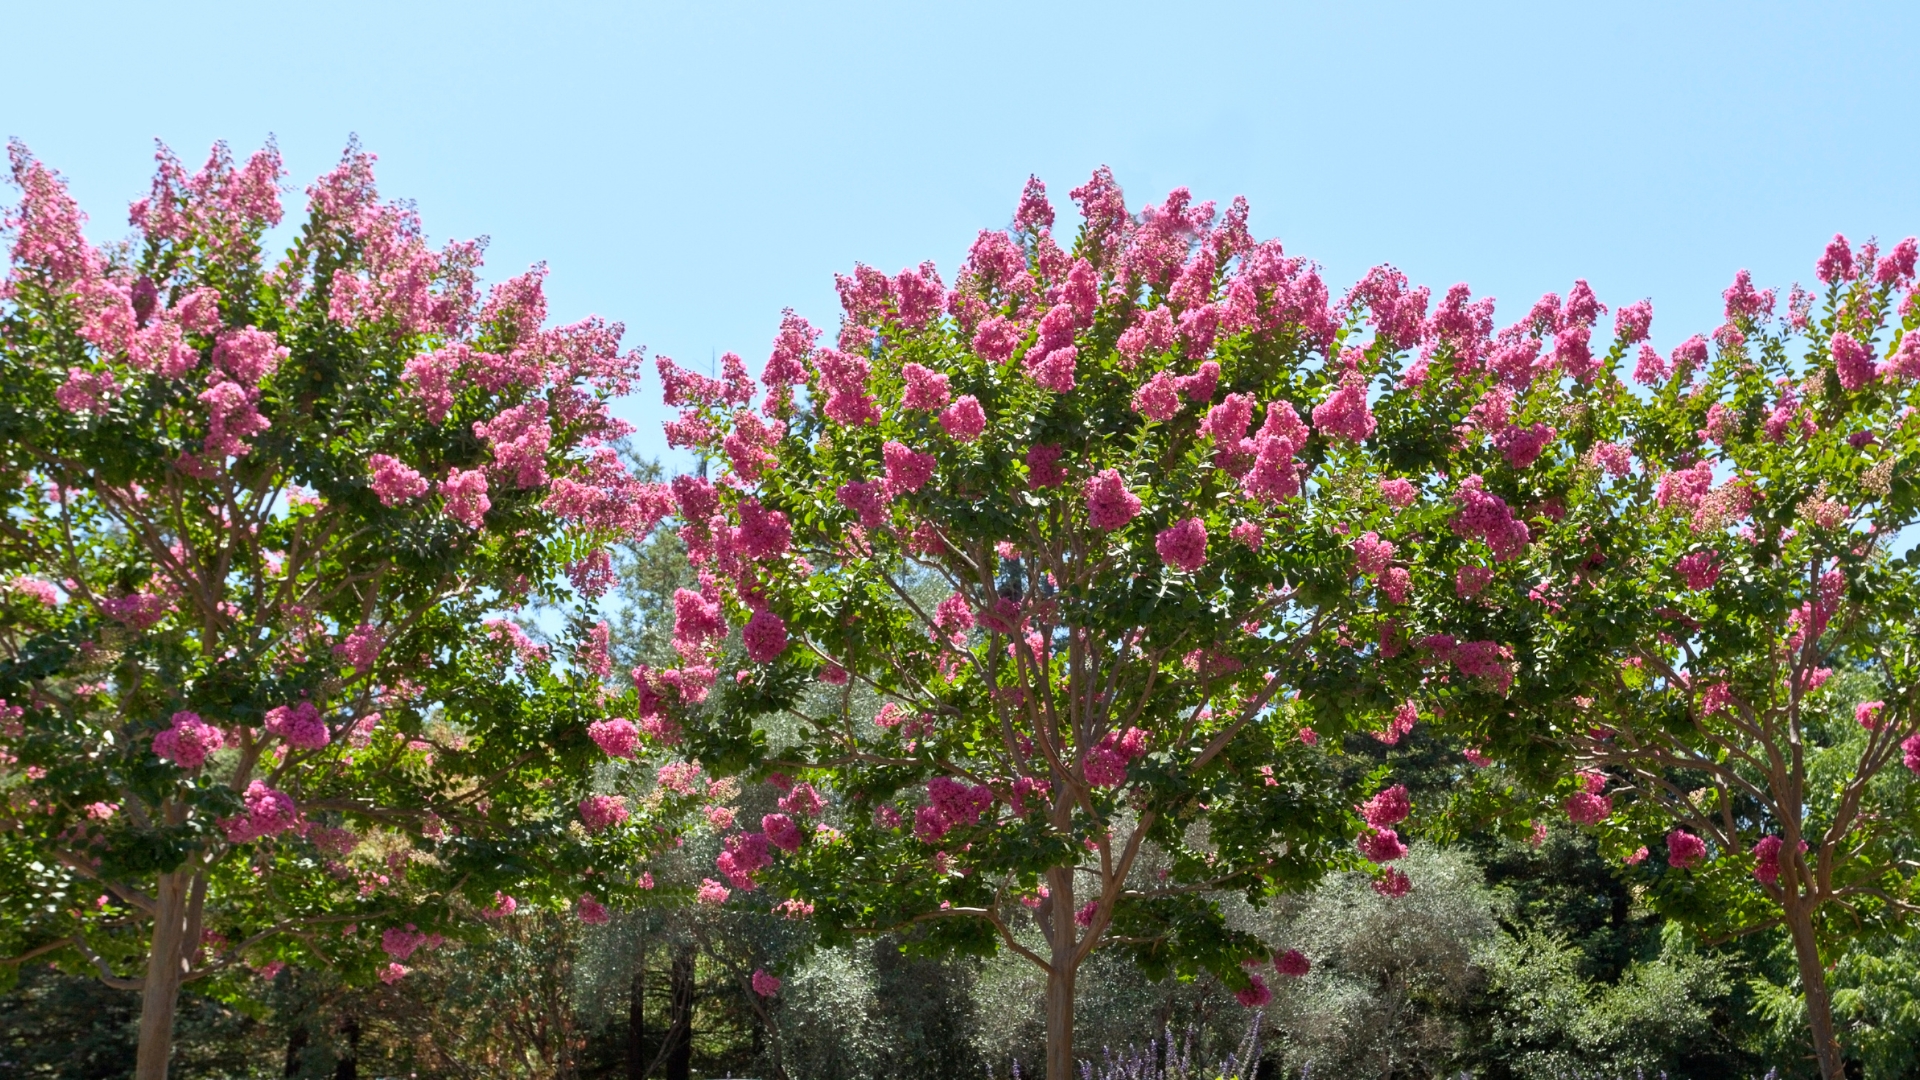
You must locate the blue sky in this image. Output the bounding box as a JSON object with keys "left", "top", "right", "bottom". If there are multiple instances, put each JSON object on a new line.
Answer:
{"left": 9, "top": 1, "right": 1919, "bottom": 466}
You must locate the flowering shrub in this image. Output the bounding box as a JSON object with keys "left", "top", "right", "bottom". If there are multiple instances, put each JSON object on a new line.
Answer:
{"left": 637, "top": 168, "right": 1580, "bottom": 1078}
{"left": 1388, "top": 233, "right": 1920, "bottom": 1080}
{"left": 0, "top": 140, "right": 693, "bottom": 1075}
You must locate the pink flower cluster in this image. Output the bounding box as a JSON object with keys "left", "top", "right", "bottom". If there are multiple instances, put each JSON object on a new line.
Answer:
{"left": 1666, "top": 829, "right": 1707, "bottom": 869}
{"left": 1155, "top": 518, "right": 1208, "bottom": 573}
{"left": 1675, "top": 550, "right": 1721, "bottom": 591}
{"left": 368, "top": 454, "right": 428, "bottom": 506}
{"left": 914, "top": 776, "right": 994, "bottom": 842}
{"left": 1083, "top": 727, "right": 1148, "bottom": 787}
{"left": 578, "top": 794, "right": 630, "bottom": 833}
{"left": 1086, "top": 470, "right": 1142, "bottom": 530}
{"left": 752, "top": 968, "right": 783, "bottom": 997}
{"left": 265, "top": 701, "right": 330, "bottom": 750}
{"left": 1450, "top": 476, "right": 1529, "bottom": 562}
{"left": 152, "top": 710, "right": 224, "bottom": 769}
{"left": 588, "top": 717, "right": 639, "bottom": 758}
{"left": 717, "top": 830, "right": 771, "bottom": 889}
{"left": 577, "top": 895, "right": 611, "bottom": 924}
{"left": 1311, "top": 372, "right": 1375, "bottom": 442}
{"left": 439, "top": 468, "right": 490, "bottom": 528}
{"left": 222, "top": 781, "right": 300, "bottom": 843}
{"left": 1357, "top": 827, "right": 1408, "bottom": 864}
{"left": 1358, "top": 785, "right": 1410, "bottom": 829}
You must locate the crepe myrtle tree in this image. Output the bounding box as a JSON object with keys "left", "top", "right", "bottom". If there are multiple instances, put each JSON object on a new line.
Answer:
{"left": 0, "top": 141, "right": 695, "bottom": 1080}
{"left": 1362, "top": 234, "right": 1920, "bottom": 1080}
{"left": 639, "top": 169, "right": 1520, "bottom": 1080}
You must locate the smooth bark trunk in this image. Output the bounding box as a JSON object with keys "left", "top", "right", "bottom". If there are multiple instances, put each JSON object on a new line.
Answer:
{"left": 1784, "top": 896, "right": 1845, "bottom": 1080}
{"left": 1044, "top": 868, "right": 1076, "bottom": 1080}
{"left": 134, "top": 868, "right": 191, "bottom": 1080}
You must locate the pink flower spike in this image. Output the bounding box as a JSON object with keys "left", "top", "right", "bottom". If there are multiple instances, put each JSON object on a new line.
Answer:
{"left": 1666, "top": 829, "right": 1707, "bottom": 869}
{"left": 939, "top": 395, "right": 987, "bottom": 442}
{"left": 1155, "top": 518, "right": 1208, "bottom": 573}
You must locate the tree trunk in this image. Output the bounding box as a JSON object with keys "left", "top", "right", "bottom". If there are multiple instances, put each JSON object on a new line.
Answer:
{"left": 664, "top": 943, "right": 694, "bottom": 1080}
{"left": 334, "top": 1017, "right": 360, "bottom": 1080}
{"left": 134, "top": 868, "right": 191, "bottom": 1080}
{"left": 1783, "top": 896, "right": 1846, "bottom": 1080}
{"left": 1045, "top": 868, "right": 1077, "bottom": 1080}
{"left": 284, "top": 1022, "right": 309, "bottom": 1076}
{"left": 628, "top": 957, "right": 646, "bottom": 1080}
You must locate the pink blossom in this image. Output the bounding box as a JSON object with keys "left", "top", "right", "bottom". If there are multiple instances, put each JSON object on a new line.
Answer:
{"left": 1373, "top": 700, "right": 1419, "bottom": 746}
{"left": 588, "top": 718, "right": 639, "bottom": 759}
{"left": 482, "top": 892, "right": 519, "bottom": 919}
{"left": 836, "top": 479, "right": 891, "bottom": 529}
{"left": 1275, "top": 949, "right": 1311, "bottom": 977}
{"left": 1565, "top": 791, "right": 1612, "bottom": 826}
{"left": 737, "top": 499, "right": 792, "bottom": 558}
{"left": 1351, "top": 532, "right": 1395, "bottom": 576}
{"left": 439, "top": 468, "right": 491, "bottom": 528}
{"left": 1882, "top": 332, "right": 1920, "bottom": 380}
{"left": 222, "top": 781, "right": 299, "bottom": 843}
{"left": 1176, "top": 360, "right": 1220, "bottom": 403}
{"left": 1816, "top": 233, "right": 1854, "bottom": 284}
{"left": 763, "top": 812, "right": 803, "bottom": 852}
{"left": 1131, "top": 372, "right": 1183, "bottom": 421}
{"left": 334, "top": 624, "right": 383, "bottom": 675}
{"left": 367, "top": 454, "right": 428, "bottom": 507}
{"left": 901, "top": 361, "right": 951, "bottom": 409}
{"left": 579, "top": 794, "right": 630, "bottom": 833}
{"left": 816, "top": 347, "right": 882, "bottom": 426}
{"left": 379, "top": 963, "right": 410, "bottom": 984}
{"left": 1751, "top": 834, "right": 1790, "bottom": 886}
{"left": 1085, "top": 470, "right": 1141, "bottom": 530}
{"left": 153, "top": 710, "right": 224, "bottom": 769}
{"left": 1359, "top": 785, "right": 1410, "bottom": 828}
{"left": 1073, "top": 901, "right": 1098, "bottom": 927}
{"left": 382, "top": 926, "right": 429, "bottom": 962}
{"left": 1155, "top": 518, "right": 1208, "bottom": 573}
{"left": 1357, "top": 827, "right": 1408, "bottom": 863}
{"left": 1666, "top": 829, "right": 1707, "bottom": 869}
{"left": 1298, "top": 727, "right": 1318, "bottom": 746}
{"left": 55, "top": 368, "right": 117, "bottom": 415}
{"left": 1613, "top": 299, "right": 1653, "bottom": 346}
{"left": 265, "top": 701, "right": 329, "bottom": 750}
{"left": 780, "top": 782, "right": 824, "bottom": 818}
{"left": 883, "top": 441, "right": 936, "bottom": 494}
{"left": 1589, "top": 442, "right": 1633, "bottom": 476}
{"left": 1456, "top": 565, "right": 1493, "bottom": 599}
{"left": 1312, "top": 373, "right": 1375, "bottom": 442}
{"left": 933, "top": 592, "right": 975, "bottom": 641}
{"left": 576, "top": 895, "right": 611, "bottom": 924}
{"left": 1496, "top": 423, "right": 1555, "bottom": 470}
{"left": 716, "top": 831, "right": 772, "bottom": 889}
{"left": 1856, "top": 701, "right": 1885, "bottom": 730}
{"left": 673, "top": 589, "right": 726, "bottom": 648}
{"left": 1832, "top": 331, "right": 1875, "bottom": 391}
{"left": 1462, "top": 746, "right": 1491, "bottom": 768}
{"left": 1231, "top": 522, "right": 1263, "bottom": 549}
{"left": 1450, "top": 475, "right": 1529, "bottom": 562}
{"left": 9, "top": 577, "right": 59, "bottom": 605}
{"left": 1879, "top": 237, "right": 1918, "bottom": 285}
{"left": 743, "top": 610, "right": 788, "bottom": 663}
{"left": 752, "top": 968, "right": 783, "bottom": 997}
{"left": 1379, "top": 478, "right": 1417, "bottom": 508}
{"left": 1025, "top": 345, "right": 1078, "bottom": 393}
{"left": 212, "top": 326, "right": 288, "bottom": 384}
{"left": 1904, "top": 732, "right": 1920, "bottom": 774}
{"left": 1670, "top": 334, "right": 1710, "bottom": 380}
{"left": 1632, "top": 344, "right": 1668, "bottom": 386}
{"left": 1026, "top": 443, "right": 1065, "bottom": 488}
{"left": 939, "top": 395, "right": 987, "bottom": 442}
{"left": 1235, "top": 975, "right": 1272, "bottom": 1008}
{"left": 658, "top": 761, "right": 705, "bottom": 796}
{"left": 1675, "top": 550, "right": 1721, "bottom": 590}
{"left": 1117, "top": 306, "right": 1176, "bottom": 366}
{"left": 972, "top": 316, "right": 1022, "bottom": 365}
{"left": 1624, "top": 846, "right": 1649, "bottom": 865}
{"left": 474, "top": 401, "right": 551, "bottom": 488}
{"left": 1372, "top": 867, "right": 1412, "bottom": 898}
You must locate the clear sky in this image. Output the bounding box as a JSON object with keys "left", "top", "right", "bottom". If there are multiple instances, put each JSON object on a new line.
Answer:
{"left": 8, "top": 1, "right": 1919, "bottom": 466}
